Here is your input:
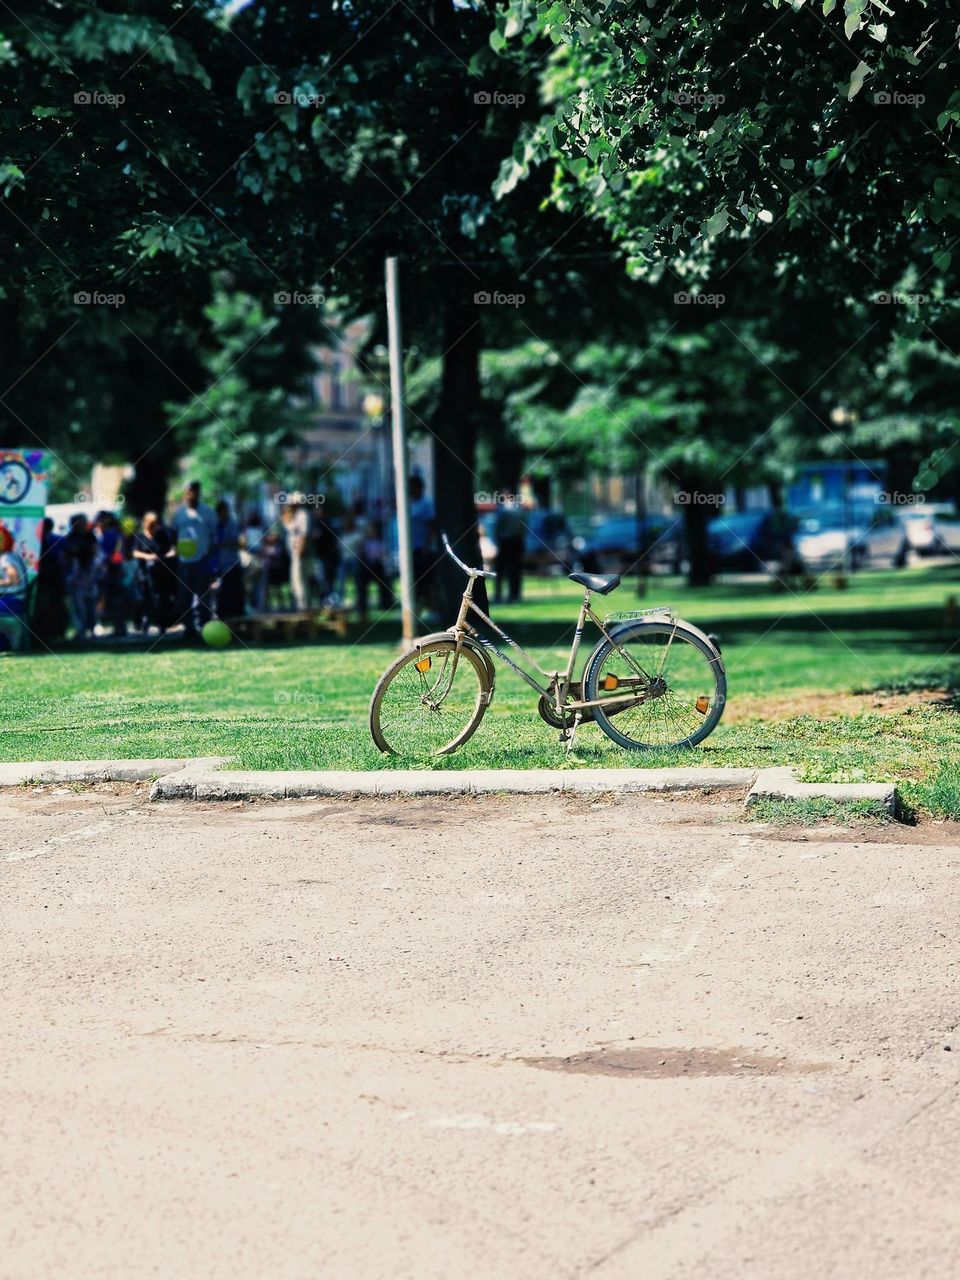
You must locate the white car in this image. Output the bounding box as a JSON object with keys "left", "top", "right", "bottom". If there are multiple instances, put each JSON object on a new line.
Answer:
{"left": 896, "top": 504, "right": 960, "bottom": 558}
{"left": 794, "top": 505, "right": 908, "bottom": 571}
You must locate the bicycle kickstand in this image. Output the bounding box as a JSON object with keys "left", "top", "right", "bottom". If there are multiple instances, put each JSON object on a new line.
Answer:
{"left": 560, "top": 710, "right": 582, "bottom": 754}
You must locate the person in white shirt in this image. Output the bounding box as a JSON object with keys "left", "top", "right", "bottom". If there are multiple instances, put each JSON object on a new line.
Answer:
{"left": 170, "top": 480, "right": 218, "bottom": 637}
{"left": 281, "top": 501, "right": 312, "bottom": 610}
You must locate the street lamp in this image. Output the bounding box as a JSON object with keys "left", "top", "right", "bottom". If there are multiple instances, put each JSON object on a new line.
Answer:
{"left": 829, "top": 406, "right": 859, "bottom": 585}
{"left": 362, "top": 392, "right": 386, "bottom": 515}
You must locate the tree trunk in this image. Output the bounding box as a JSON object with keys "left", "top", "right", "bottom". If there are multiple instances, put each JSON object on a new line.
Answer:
{"left": 125, "top": 448, "right": 177, "bottom": 517}
{"left": 683, "top": 502, "right": 714, "bottom": 587}
{"left": 431, "top": 287, "right": 488, "bottom": 618}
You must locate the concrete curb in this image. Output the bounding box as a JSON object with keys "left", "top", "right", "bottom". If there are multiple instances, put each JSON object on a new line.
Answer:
{"left": 747, "top": 766, "right": 898, "bottom": 816}
{"left": 149, "top": 764, "right": 758, "bottom": 802}
{"left": 0, "top": 757, "right": 899, "bottom": 814}
{"left": 0, "top": 757, "right": 229, "bottom": 787}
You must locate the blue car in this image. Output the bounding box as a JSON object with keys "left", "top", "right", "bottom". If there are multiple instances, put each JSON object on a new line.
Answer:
{"left": 577, "top": 515, "right": 686, "bottom": 575}
{"left": 707, "top": 511, "right": 800, "bottom": 573}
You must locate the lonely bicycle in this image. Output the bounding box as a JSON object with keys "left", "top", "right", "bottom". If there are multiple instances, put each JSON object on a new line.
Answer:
{"left": 369, "top": 534, "right": 726, "bottom": 757}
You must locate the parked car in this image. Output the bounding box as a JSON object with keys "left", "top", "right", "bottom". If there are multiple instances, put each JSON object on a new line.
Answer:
{"left": 476, "top": 506, "right": 575, "bottom": 575}
{"left": 793, "top": 504, "right": 908, "bottom": 570}
{"left": 707, "top": 510, "right": 800, "bottom": 573}
{"left": 576, "top": 515, "right": 686, "bottom": 575}
{"left": 896, "top": 503, "right": 960, "bottom": 558}
{"left": 522, "top": 510, "right": 575, "bottom": 573}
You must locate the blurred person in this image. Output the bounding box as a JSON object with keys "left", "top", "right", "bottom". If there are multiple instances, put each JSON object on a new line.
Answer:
{"left": 63, "top": 512, "right": 91, "bottom": 563}
{"left": 242, "top": 510, "right": 267, "bottom": 612}
{"left": 312, "top": 511, "right": 341, "bottom": 603}
{"left": 356, "top": 518, "right": 392, "bottom": 622}
{"left": 494, "top": 496, "right": 524, "bottom": 604}
{"left": 94, "top": 510, "right": 128, "bottom": 636}
{"left": 214, "top": 499, "right": 244, "bottom": 619}
{"left": 65, "top": 524, "right": 100, "bottom": 641}
{"left": 132, "top": 511, "right": 177, "bottom": 632}
{"left": 262, "top": 528, "right": 290, "bottom": 611}
{"left": 170, "top": 480, "right": 217, "bottom": 638}
{"left": 281, "top": 501, "right": 311, "bottom": 610}
{"left": 338, "top": 512, "right": 362, "bottom": 604}
{"left": 33, "top": 516, "right": 69, "bottom": 642}
{"left": 408, "top": 473, "right": 435, "bottom": 606}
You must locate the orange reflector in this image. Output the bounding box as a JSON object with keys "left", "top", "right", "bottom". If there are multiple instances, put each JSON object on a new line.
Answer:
{"left": 602, "top": 674, "right": 620, "bottom": 691}
{"left": 695, "top": 695, "right": 710, "bottom": 714}
{"left": 415, "top": 656, "right": 432, "bottom": 673}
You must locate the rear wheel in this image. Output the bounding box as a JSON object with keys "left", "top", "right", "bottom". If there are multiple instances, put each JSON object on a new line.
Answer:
{"left": 584, "top": 621, "right": 725, "bottom": 750}
{"left": 369, "top": 640, "right": 490, "bottom": 756}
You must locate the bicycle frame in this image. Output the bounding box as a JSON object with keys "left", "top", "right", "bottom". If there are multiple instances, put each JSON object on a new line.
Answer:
{"left": 446, "top": 572, "right": 676, "bottom": 717}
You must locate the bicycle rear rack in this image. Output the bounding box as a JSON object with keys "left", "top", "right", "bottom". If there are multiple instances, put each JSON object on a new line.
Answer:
{"left": 602, "top": 606, "right": 675, "bottom": 627}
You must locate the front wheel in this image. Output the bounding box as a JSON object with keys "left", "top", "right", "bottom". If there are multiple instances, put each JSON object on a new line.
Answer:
{"left": 369, "top": 639, "right": 491, "bottom": 757}
{"left": 584, "top": 620, "right": 725, "bottom": 750}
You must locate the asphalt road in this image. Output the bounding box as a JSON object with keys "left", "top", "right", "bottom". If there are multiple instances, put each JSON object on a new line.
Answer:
{"left": 2, "top": 785, "right": 958, "bottom": 1279}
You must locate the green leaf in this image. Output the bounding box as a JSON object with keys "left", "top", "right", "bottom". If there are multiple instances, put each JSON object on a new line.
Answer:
{"left": 704, "top": 207, "right": 729, "bottom": 236}
{"left": 847, "top": 60, "right": 871, "bottom": 100}
{"left": 0, "top": 162, "right": 24, "bottom": 196}
{"left": 843, "top": 0, "right": 867, "bottom": 40}
{"left": 822, "top": 0, "right": 836, "bottom": 13}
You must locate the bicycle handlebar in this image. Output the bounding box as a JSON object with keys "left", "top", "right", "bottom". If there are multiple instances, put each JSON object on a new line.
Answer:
{"left": 442, "top": 532, "right": 497, "bottom": 579}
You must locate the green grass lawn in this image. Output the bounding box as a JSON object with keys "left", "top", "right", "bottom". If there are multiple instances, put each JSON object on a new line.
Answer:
{"left": 3, "top": 567, "right": 960, "bottom": 815}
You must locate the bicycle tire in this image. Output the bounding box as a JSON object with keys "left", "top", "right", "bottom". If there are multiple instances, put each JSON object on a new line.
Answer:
{"left": 370, "top": 639, "right": 491, "bottom": 757}
{"left": 584, "top": 620, "right": 725, "bottom": 750}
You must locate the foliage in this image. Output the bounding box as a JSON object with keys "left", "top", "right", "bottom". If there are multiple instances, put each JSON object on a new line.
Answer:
{"left": 168, "top": 288, "right": 317, "bottom": 499}
{"left": 497, "top": 0, "right": 959, "bottom": 297}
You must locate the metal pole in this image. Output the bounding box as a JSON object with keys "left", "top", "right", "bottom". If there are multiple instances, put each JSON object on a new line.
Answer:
{"left": 635, "top": 466, "right": 647, "bottom": 597}
{"left": 386, "top": 256, "right": 415, "bottom": 645}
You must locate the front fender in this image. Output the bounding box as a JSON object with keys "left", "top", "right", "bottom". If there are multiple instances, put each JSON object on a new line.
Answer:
{"left": 413, "top": 630, "right": 497, "bottom": 691}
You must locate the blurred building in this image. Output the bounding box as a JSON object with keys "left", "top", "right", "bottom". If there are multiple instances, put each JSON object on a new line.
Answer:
{"left": 288, "top": 318, "right": 433, "bottom": 515}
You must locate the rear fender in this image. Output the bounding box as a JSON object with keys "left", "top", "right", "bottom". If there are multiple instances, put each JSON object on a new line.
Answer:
{"left": 607, "top": 617, "right": 725, "bottom": 675}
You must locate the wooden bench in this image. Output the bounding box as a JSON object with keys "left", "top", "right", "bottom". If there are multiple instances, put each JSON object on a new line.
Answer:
{"left": 232, "top": 607, "right": 349, "bottom": 643}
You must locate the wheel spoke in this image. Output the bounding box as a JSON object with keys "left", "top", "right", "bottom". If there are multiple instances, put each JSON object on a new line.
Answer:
{"left": 372, "top": 643, "right": 485, "bottom": 756}
{"left": 591, "top": 624, "right": 723, "bottom": 749}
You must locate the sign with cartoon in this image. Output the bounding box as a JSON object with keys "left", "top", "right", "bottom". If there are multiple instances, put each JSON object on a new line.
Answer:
{"left": 0, "top": 450, "right": 49, "bottom": 630}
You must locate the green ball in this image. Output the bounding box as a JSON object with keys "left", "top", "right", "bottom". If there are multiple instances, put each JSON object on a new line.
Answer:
{"left": 201, "top": 619, "right": 232, "bottom": 648}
